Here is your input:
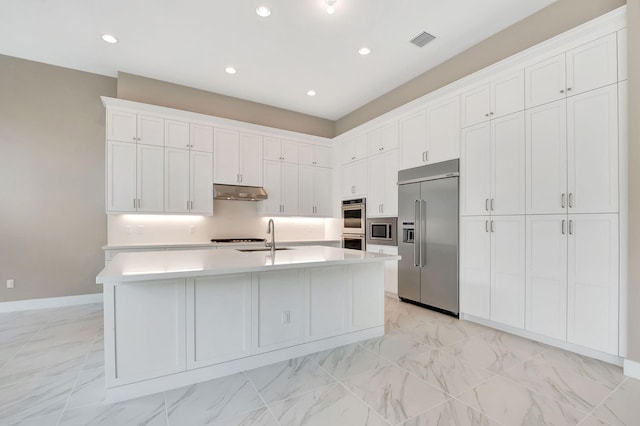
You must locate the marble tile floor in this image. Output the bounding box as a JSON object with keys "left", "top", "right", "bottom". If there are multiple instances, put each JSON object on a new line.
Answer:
{"left": 0, "top": 297, "right": 638, "bottom": 425}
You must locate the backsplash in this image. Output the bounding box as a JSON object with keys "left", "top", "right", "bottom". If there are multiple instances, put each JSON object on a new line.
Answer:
{"left": 108, "top": 200, "right": 341, "bottom": 245}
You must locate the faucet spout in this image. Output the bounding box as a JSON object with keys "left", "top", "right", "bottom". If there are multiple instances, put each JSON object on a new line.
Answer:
{"left": 265, "top": 219, "right": 276, "bottom": 254}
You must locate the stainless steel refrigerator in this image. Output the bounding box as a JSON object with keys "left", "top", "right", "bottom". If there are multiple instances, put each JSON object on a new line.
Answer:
{"left": 398, "top": 160, "right": 459, "bottom": 316}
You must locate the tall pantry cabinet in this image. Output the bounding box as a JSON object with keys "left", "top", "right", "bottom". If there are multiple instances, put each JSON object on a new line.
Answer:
{"left": 460, "top": 27, "right": 623, "bottom": 356}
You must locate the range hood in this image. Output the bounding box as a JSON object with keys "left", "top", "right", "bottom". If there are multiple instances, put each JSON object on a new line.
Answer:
{"left": 213, "top": 184, "right": 267, "bottom": 201}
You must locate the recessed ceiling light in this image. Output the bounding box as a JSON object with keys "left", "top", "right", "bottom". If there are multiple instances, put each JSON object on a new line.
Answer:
{"left": 225, "top": 67, "right": 237, "bottom": 74}
{"left": 358, "top": 47, "right": 371, "bottom": 56}
{"left": 256, "top": 6, "right": 271, "bottom": 17}
{"left": 325, "top": 0, "right": 336, "bottom": 14}
{"left": 101, "top": 34, "right": 118, "bottom": 44}
{"left": 306, "top": 90, "right": 316, "bottom": 96}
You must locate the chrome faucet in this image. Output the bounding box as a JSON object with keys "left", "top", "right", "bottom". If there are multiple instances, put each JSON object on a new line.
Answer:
{"left": 265, "top": 219, "right": 276, "bottom": 254}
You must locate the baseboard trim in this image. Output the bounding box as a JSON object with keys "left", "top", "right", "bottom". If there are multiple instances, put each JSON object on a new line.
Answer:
{"left": 624, "top": 359, "right": 640, "bottom": 380}
{"left": 0, "top": 293, "right": 103, "bottom": 312}
{"left": 384, "top": 291, "right": 399, "bottom": 299}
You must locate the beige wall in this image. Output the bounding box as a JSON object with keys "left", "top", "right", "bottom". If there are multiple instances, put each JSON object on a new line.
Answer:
{"left": 627, "top": 0, "right": 640, "bottom": 363}
{"left": 0, "top": 55, "right": 116, "bottom": 302}
{"left": 335, "top": 0, "right": 626, "bottom": 135}
{"left": 117, "top": 72, "right": 335, "bottom": 139}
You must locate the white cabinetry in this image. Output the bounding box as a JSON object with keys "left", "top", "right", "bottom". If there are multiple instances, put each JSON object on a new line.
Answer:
{"left": 214, "top": 129, "right": 263, "bottom": 186}
{"left": 367, "top": 150, "right": 398, "bottom": 217}
{"left": 399, "top": 97, "right": 460, "bottom": 170}
{"left": 309, "top": 266, "right": 349, "bottom": 339}
{"left": 165, "top": 120, "right": 190, "bottom": 149}
{"left": 264, "top": 137, "right": 298, "bottom": 163}
{"left": 461, "top": 70, "right": 524, "bottom": 128}
{"left": 299, "top": 166, "right": 331, "bottom": 217}
{"left": 525, "top": 33, "right": 617, "bottom": 108}
{"left": 351, "top": 263, "right": 384, "bottom": 329}
{"left": 190, "top": 124, "right": 214, "bottom": 152}
{"left": 366, "top": 245, "right": 399, "bottom": 295}
{"left": 342, "top": 159, "right": 367, "bottom": 198}
{"left": 460, "top": 123, "right": 491, "bottom": 216}
{"left": 342, "top": 134, "right": 368, "bottom": 164}
{"left": 108, "top": 110, "right": 164, "bottom": 146}
{"left": 263, "top": 161, "right": 299, "bottom": 215}
{"left": 367, "top": 121, "right": 399, "bottom": 155}
{"left": 107, "top": 141, "right": 164, "bottom": 213}
{"left": 460, "top": 215, "right": 525, "bottom": 329}
{"left": 109, "top": 279, "right": 186, "bottom": 385}
{"left": 164, "top": 148, "right": 213, "bottom": 214}
{"left": 299, "top": 144, "right": 331, "bottom": 168}
{"left": 187, "top": 274, "right": 252, "bottom": 369}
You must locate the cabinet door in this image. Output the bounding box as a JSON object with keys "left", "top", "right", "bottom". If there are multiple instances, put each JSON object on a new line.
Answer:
{"left": 299, "top": 143, "right": 314, "bottom": 165}
{"left": 460, "top": 123, "right": 491, "bottom": 215}
{"left": 190, "top": 150, "right": 213, "bottom": 214}
{"left": 567, "top": 214, "right": 619, "bottom": 354}
{"left": 382, "top": 150, "right": 398, "bottom": 216}
{"left": 263, "top": 137, "right": 282, "bottom": 161}
{"left": 165, "top": 120, "right": 190, "bottom": 150}
{"left": 313, "top": 167, "right": 331, "bottom": 217}
{"left": 309, "top": 266, "right": 349, "bottom": 339}
{"left": 490, "top": 216, "right": 525, "bottom": 329}
{"left": 240, "top": 133, "right": 263, "bottom": 186}
{"left": 525, "top": 54, "right": 566, "bottom": 108}
{"left": 254, "top": 270, "right": 306, "bottom": 351}
{"left": 567, "top": 85, "right": 618, "bottom": 214}
{"left": 460, "top": 216, "right": 491, "bottom": 319}
{"left": 187, "top": 275, "right": 252, "bottom": 368}
{"left": 190, "top": 124, "right": 214, "bottom": 153}
{"left": 137, "top": 115, "right": 164, "bottom": 146}
{"left": 351, "top": 263, "right": 384, "bottom": 329}
{"left": 526, "top": 100, "right": 568, "bottom": 215}
{"left": 400, "top": 110, "right": 427, "bottom": 170}
{"left": 353, "top": 134, "right": 368, "bottom": 162}
{"left": 427, "top": 97, "right": 460, "bottom": 163}
{"left": 566, "top": 33, "right": 617, "bottom": 97}
{"left": 164, "top": 148, "right": 190, "bottom": 213}
{"left": 461, "top": 83, "right": 491, "bottom": 128}
{"left": 381, "top": 121, "right": 399, "bottom": 151}
{"left": 282, "top": 140, "right": 299, "bottom": 163}
{"left": 367, "top": 154, "right": 385, "bottom": 218}
{"left": 107, "top": 140, "right": 137, "bottom": 212}
{"left": 113, "top": 279, "right": 186, "bottom": 383}
{"left": 313, "top": 146, "right": 331, "bottom": 167}
{"left": 341, "top": 163, "right": 355, "bottom": 198}
{"left": 107, "top": 110, "right": 137, "bottom": 143}
{"left": 298, "top": 165, "right": 315, "bottom": 216}
{"left": 525, "top": 215, "right": 568, "bottom": 340}
{"left": 492, "top": 69, "right": 525, "bottom": 119}
{"left": 282, "top": 163, "right": 299, "bottom": 215}
{"left": 491, "top": 112, "right": 525, "bottom": 215}
{"left": 618, "top": 29, "right": 627, "bottom": 81}
{"left": 136, "top": 144, "right": 164, "bottom": 213}
{"left": 352, "top": 159, "right": 368, "bottom": 197}
{"left": 263, "top": 161, "right": 282, "bottom": 215}
{"left": 367, "top": 127, "right": 383, "bottom": 156}
{"left": 214, "top": 129, "right": 240, "bottom": 184}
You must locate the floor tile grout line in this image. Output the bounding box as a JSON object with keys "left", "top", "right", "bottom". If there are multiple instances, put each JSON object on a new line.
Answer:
{"left": 581, "top": 376, "right": 628, "bottom": 422}
{"left": 163, "top": 391, "right": 170, "bottom": 426}
{"left": 333, "top": 380, "right": 394, "bottom": 425}
{"left": 451, "top": 395, "right": 510, "bottom": 426}
{"left": 242, "top": 370, "right": 283, "bottom": 426}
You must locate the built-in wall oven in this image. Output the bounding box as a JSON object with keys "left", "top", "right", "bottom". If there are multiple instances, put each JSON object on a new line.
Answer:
{"left": 342, "top": 198, "right": 366, "bottom": 251}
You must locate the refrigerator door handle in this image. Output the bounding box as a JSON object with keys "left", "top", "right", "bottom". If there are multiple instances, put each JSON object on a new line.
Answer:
{"left": 420, "top": 199, "right": 427, "bottom": 267}
{"left": 414, "top": 200, "right": 420, "bottom": 266}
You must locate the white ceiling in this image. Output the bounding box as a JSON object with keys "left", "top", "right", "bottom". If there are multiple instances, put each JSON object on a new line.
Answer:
{"left": 0, "top": 0, "right": 556, "bottom": 120}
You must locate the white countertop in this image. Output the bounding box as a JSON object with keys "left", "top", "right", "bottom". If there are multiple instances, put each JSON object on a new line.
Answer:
{"left": 102, "top": 240, "right": 341, "bottom": 251}
{"left": 96, "top": 246, "right": 400, "bottom": 284}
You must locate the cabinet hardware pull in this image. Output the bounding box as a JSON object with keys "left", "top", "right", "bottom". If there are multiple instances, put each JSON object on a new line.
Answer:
{"left": 485, "top": 220, "right": 489, "bottom": 233}
{"left": 191, "top": 201, "right": 193, "bottom": 210}
{"left": 490, "top": 112, "right": 494, "bottom": 115}
{"left": 187, "top": 200, "right": 190, "bottom": 210}
{"left": 237, "top": 174, "right": 240, "bottom": 182}
{"left": 490, "top": 220, "right": 494, "bottom": 233}
{"left": 351, "top": 156, "right": 355, "bottom": 160}
{"left": 485, "top": 199, "right": 489, "bottom": 211}
{"left": 134, "top": 198, "right": 136, "bottom": 209}
{"left": 569, "top": 219, "right": 574, "bottom": 235}
{"left": 567, "top": 87, "right": 572, "bottom": 92}
{"left": 560, "top": 89, "right": 565, "bottom": 94}
{"left": 422, "top": 152, "right": 426, "bottom": 162}
{"left": 491, "top": 198, "right": 495, "bottom": 211}
{"left": 425, "top": 151, "right": 429, "bottom": 161}
{"left": 568, "top": 193, "right": 573, "bottom": 208}
{"left": 561, "top": 193, "right": 566, "bottom": 208}
{"left": 138, "top": 199, "right": 141, "bottom": 208}
{"left": 485, "top": 113, "right": 489, "bottom": 117}
{"left": 240, "top": 174, "right": 243, "bottom": 183}
{"left": 381, "top": 204, "right": 384, "bottom": 213}
{"left": 562, "top": 219, "right": 566, "bottom": 235}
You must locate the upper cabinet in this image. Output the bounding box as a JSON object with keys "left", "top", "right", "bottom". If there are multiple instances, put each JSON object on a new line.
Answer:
{"left": 399, "top": 95, "right": 460, "bottom": 171}
{"left": 342, "top": 134, "right": 368, "bottom": 164}
{"left": 525, "top": 33, "right": 617, "bottom": 109}
{"left": 262, "top": 161, "right": 299, "bottom": 216}
{"left": 342, "top": 159, "right": 367, "bottom": 199}
{"left": 618, "top": 28, "right": 627, "bottom": 81}
{"left": 165, "top": 121, "right": 214, "bottom": 152}
{"left": 298, "top": 144, "right": 331, "bottom": 168}
{"left": 108, "top": 111, "right": 164, "bottom": 146}
{"left": 461, "top": 70, "right": 524, "bottom": 128}
{"left": 264, "top": 137, "right": 298, "bottom": 163}
{"left": 367, "top": 121, "right": 399, "bottom": 156}
{"left": 299, "top": 166, "right": 332, "bottom": 217}
{"left": 214, "top": 129, "right": 263, "bottom": 187}
{"left": 367, "top": 150, "right": 398, "bottom": 218}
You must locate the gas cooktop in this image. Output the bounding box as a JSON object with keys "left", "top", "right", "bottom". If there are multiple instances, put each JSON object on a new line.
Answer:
{"left": 210, "top": 238, "right": 266, "bottom": 243}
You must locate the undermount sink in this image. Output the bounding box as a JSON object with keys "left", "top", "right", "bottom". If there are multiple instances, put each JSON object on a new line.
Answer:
{"left": 235, "top": 247, "right": 293, "bottom": 252}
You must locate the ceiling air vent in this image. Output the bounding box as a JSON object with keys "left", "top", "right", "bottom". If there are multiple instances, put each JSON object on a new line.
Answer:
{"left": 410, "top": 31, "right": 436, "bottom": 48}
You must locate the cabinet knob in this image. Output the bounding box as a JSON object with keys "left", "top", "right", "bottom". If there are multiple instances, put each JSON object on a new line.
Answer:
{"left": 351, "top": 156, "right": 356, "bottom": 160}
{"left": 560, "top": 89, "right": 565, "bottom": 94}
{"left": 490, "top": 112, "right": 494, "bottom": 115}
{"left": 485, "top": 113, "right": 489, "bottom": 117}
{"left": 567, "top": 87, "right": 572, "bottom": 92}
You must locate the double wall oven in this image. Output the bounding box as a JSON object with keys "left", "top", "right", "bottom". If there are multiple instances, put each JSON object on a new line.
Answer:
{"left": 341, "top": 198, "right": 366, "bottom": 250}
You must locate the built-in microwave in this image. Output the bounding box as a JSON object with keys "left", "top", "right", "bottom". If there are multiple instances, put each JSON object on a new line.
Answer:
{"left": 366, "top": 217, "right": 397, "bottom": 246}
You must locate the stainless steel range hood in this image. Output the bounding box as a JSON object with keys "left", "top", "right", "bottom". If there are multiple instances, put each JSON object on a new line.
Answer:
{"left": 213, "top": 184, "right": 268, "bottom": 201}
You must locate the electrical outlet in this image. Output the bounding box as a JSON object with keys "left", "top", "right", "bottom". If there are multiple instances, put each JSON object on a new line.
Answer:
{"left": 7, "top": 279, "right": 14, "bottom": 289}
{"left": 281, "top": 310, "right": 291, "bottom": 325}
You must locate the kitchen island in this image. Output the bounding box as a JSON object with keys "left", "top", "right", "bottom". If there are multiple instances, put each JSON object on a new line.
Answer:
{"left": 96, "top": 246, "right": 399, "bottom": 402}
